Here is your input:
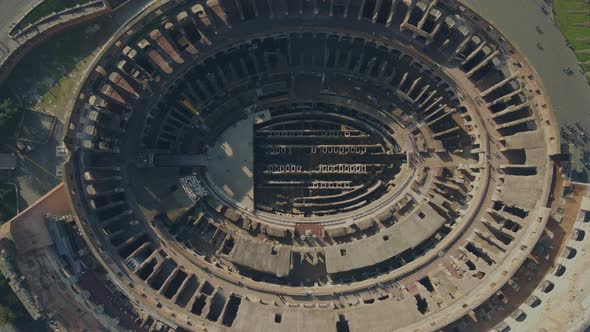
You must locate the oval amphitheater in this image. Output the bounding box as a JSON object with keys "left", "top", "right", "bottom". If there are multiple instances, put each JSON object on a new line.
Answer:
{"left": 48, "top": 0, "right": 585, "bottom": 331}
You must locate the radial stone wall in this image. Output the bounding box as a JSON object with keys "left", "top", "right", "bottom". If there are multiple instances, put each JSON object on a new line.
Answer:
{"left": 63, "top": 0, "right": 560, "bottom": 331}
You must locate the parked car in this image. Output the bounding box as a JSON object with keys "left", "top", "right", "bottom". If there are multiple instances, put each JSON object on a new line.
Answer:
{"left": 16, "top": 142, "right": 35, "bottom": 153}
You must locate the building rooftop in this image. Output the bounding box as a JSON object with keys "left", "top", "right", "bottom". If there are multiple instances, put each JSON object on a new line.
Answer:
{"left": 0, "top": 154, "right": 17, "bottom": 170}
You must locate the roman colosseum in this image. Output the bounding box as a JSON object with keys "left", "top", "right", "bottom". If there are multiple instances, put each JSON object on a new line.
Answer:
{"left": 3, "top": 0, "right": 589, "bottom": 332}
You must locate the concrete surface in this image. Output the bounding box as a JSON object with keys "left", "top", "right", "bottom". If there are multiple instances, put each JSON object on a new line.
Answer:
{"left": 203, "top": 115, "right": 255, "bottom": 211}
{"left": 0, "top": 0, "right": 37, "bottom": 50}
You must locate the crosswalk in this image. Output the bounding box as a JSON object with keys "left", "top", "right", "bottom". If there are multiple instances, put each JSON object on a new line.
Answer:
{"left": 55, "top": 143, "right": 68, "bottom": 179}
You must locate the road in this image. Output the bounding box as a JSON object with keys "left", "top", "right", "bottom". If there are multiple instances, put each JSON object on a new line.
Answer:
{"left": 0, "top": 0, "right": 35, "bottom": 36}
{"left": 0, "top": 0, "right": 38, "bottom": 61}
{"left": 463, "top": 0, "right": 590, "bottom": 131}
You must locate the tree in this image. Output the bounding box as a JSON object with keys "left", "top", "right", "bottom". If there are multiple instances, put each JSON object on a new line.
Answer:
{"left": 0, "top": 304, "right": 16, "bottom": 326}
{"left": 0, "top": 99, "right": 18, "bottom": 124}
{"left": 0, "top": 275, "right": 28, "bottom": 326}
{"left": 0, "top": 98, "right": 21, "bottom": 143}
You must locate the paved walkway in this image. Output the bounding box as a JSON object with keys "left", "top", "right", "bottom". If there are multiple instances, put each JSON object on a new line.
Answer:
{"left": 463, "top": 0, "right": 590, "bottom": 131}
{"left": 0, "top": 0, "right": 36, "bottom": 59}
{"left": 0, "top": 0, "right": 37, "bottom": 43}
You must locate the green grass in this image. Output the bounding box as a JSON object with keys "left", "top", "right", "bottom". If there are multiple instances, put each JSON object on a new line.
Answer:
{"left": 14, "top": 0, "right": 97, "bottom": 33}
{"left": 554, "top": 0, "right": 590, "bottom": 82}
{"left": 0, "top": 184, "right": 17, "bottom": 224}
{"left": 1, "top": 15, "right": 116, "bottom": 116}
